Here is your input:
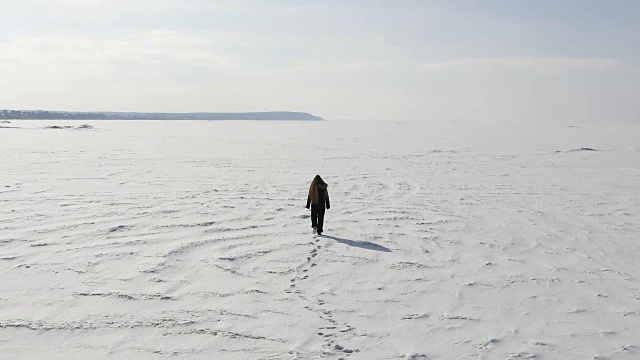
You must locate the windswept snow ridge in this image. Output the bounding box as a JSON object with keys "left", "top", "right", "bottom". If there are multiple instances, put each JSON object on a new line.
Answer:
{"left": 0, "top": 120, "right": 639, "bottom": 359}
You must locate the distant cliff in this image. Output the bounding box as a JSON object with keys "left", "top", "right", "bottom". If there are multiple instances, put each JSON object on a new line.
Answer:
{"left": 0, "top": 110, "right": 324, "bottom": 121}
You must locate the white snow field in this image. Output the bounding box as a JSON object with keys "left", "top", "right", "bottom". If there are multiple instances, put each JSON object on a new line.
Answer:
{"left": 1, "top": 120, "right": 639, "bottom": 359}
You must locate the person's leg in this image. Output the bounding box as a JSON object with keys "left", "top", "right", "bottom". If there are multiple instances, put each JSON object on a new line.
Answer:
{"left": 317, "top": 206, "right": 325, "bottom": 234}
{"left": 310, "top": 204, "right": 318, "bottom": 229}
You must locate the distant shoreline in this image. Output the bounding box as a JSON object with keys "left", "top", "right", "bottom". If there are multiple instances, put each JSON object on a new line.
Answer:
{"left": 0, "top": 110, "right": 324, "bottom": 121}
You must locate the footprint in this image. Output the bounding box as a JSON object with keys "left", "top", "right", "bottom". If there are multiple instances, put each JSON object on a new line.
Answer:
{"left": 333, "top": 344, "right": 356, "bottom": 354}
{"left": 339, "top": 326, "right": 354, "bottom": 332}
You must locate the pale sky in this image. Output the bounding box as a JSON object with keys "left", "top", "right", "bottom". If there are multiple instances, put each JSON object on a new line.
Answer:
{"left": 1, "top": 0, "right": 639, "bottom": 122}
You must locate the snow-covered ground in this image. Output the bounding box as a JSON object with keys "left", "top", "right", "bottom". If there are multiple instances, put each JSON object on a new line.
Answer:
{"left": 1, "top": 120, "right": 639, "bottom": 359}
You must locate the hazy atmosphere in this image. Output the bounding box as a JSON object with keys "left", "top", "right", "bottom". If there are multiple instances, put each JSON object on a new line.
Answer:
{"left": 2, "top": 2, "right": 640, "bottom": 359}
{"left": 1, "top": 0, "right": 639, "bottom": 122}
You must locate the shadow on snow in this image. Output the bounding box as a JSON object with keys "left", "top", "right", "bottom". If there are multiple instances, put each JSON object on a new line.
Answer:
{"left": 320, "top": 235, "right": 392, "bottom": 253}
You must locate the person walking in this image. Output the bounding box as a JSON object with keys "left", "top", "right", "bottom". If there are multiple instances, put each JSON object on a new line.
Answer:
{"left": 306, "top": 175, "right": 330, "bottom": 235}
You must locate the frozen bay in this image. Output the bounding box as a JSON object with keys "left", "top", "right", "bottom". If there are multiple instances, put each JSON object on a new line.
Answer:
{"left": 1, "top": 120, "right": 639, "bottom": 359}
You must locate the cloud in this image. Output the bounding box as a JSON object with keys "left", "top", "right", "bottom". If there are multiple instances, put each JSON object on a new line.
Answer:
{"left": 2, "top": 30, "right": 637, "bottom": 123}
{"left": 419, "top": 57, "right": 621, "bottom": 72}
{"left": 0, "top": 30, "right": 227, "bottom": 68}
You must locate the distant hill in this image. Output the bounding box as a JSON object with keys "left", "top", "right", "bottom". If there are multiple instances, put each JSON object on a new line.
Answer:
{"left": 0, "top": 110, "right": 324, "bottom": 121}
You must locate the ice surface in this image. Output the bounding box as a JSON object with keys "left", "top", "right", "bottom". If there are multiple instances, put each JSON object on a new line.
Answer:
{"left": 1, "top": 120, "right": 639, "bottom": 359}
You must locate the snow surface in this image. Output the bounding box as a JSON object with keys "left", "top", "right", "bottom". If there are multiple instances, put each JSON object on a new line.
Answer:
{"left": 1, "top": 120, "right": 639, "bottom": 359}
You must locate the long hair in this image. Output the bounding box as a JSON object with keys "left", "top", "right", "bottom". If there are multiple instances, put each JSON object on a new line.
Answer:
{"left": 308, "top": 175, "right": 327, "bottom": 204}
